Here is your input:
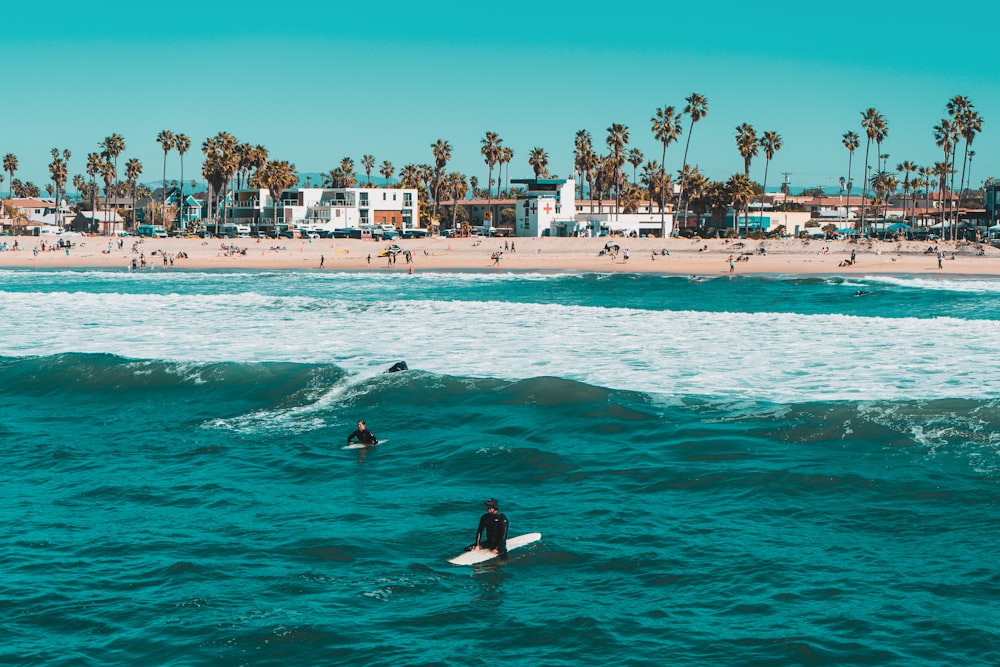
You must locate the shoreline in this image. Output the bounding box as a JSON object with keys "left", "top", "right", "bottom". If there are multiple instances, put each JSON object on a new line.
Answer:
{"left": 2, "top": 235, "right": 999, "bottom": 278}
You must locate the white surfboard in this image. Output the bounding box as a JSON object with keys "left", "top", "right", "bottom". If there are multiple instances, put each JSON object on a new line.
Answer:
{"left": 342, "top": 438, "right": 387, "bottom": 449}
{"left": 448, "top": 532, "right": 541, "bottom": 565}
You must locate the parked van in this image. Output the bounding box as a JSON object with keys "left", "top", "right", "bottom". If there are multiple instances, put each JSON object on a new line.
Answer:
{"left": 136, "top": 224, "right": 168, "bottom": 238}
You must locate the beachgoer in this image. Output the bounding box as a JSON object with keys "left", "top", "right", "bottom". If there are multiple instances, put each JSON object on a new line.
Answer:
{"left": 367, "top": 253, "right": 371, "bottom": 267}
{"left": 347, "top": 419, "right": 378, "bottom": 446}
{"left": 729, "top": 255, "right": 735, "bottom": 273}
{"left": 937, "top": 251, "right": 943, "bottom": 270}
{"left": 320, "top": 255, "right": 325, "bottom": 269}
{"left": 851, "top": 249, "right": 856, "bottom": 264}
{"left": 466, "top": 498, "right": 509, "bottom": 556}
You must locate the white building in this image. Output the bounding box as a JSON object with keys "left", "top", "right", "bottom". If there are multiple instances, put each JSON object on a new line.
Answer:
{"left": 513, "top": 177, "right": 674, "bottom": 237}
{"left": 228, "top": 186, "right": 419, "bottom": 232}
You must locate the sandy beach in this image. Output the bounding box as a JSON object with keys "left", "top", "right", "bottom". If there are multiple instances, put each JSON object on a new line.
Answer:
{"left": 2, "top": 234, "right": 999, "bottom": 277}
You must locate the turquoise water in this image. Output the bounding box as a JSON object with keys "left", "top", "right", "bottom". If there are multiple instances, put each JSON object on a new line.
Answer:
{"left": 1, "top": 269, "right": 998, "bottom": 665}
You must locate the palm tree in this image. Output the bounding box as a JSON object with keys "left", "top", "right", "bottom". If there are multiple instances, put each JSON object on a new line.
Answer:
{"left": 252, "top": 160, "right": 298, "bottom": 227}
{"left": 99, "top": 156, "right": 116, "bottom": 234}
{"left": 480, "top": 131, "right": 502, "bottom": 227}
{"left": 3, "top": 153, "right": 18, "bottom": 199}
{"left": 201, "top": 132, "right": 238, "bottom": 224}
{"left": 528, "top": 147, "right": 549, "bottom": 179}
{"left": 156, "top": 130, "right": 175, "bottom": 227}
{"left": 735, "top": 123, "right": 758, "bottom": 178}
{"left": 605, "top": 123, "right": 629, "bottom": 218}
{"left": 48, "top": 149, "right": 69, "bottom": 228}
{"left": 651, "top": 105, "right": 683, "bottom": 232}
{"left": 933, "top": 118, "right": 958, "bottom": 230}
{"left": 841, "top": 131, "right": 860, "bottom": 227}
{"left": 101, "top": 134, "right": 125, "bottom": 209}
{"left": 173, "top": 134, "right": 190, "bottom": 229}
{"left": 362, "top": 154, "right": 375, "bottom": 186}
{"left": 956, "top": 107, "right": 983, "bottom": 238}
{"left": 86, "top": 152, "right": 101, "bottom": 215}
{"left": 574, "top": 130, "right": 596, "bottom": 209}
{"left": 447, "top": 172, "right": 468, "bottom": 231}
{"left": 627, "top": 148, "right": 644, "bottom": 186}
{"left": 679, "top": 93, "right": 709, "bottom": 228}
{"left": 895, "top": 160, "right": 916, "bottom": 222}
{"left": 757, "top": 131, "right": 782, "bottom": 224}
{"left": 430, "top": 139, "right": 452, "bottom": 219}
{"left": 125, "top": 158, "right": 142, "bottom": 232}
{"left": 726, "top": 173, "right": 755, "bottom": 236}
{"left": 379, "top": 160, "right": 394, "bottom": 188}
{"left": 340, "top": 157, "right": 356, "bottom": 187}
{"left": 859, "top": 108, "right": 887, "bottom": 232}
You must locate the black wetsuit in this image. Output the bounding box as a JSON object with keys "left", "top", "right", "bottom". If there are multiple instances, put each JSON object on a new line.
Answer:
{"left": 347, "top": 428, "right": 378, "bottom": 446}
{"left": 473, "top": 511, "right": 509, "bottom": 555}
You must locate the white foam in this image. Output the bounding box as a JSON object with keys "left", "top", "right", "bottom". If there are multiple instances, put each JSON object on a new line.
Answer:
{"left": 2, "top": 283, "right": 998, "bottom": 402}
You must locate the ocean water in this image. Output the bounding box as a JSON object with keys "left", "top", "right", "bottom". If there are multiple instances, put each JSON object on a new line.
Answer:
{"left": 1, "top": 268, "right": 998, "bottom": 666}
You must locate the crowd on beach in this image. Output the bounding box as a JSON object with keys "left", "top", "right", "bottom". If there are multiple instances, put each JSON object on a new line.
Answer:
{"left": 1, "top": 233, "right": 998, "bottom": 276}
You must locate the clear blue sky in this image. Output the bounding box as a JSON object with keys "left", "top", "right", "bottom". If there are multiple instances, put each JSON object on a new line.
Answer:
{"left": 3, "top": 0, "right": 995, "bottom": 194}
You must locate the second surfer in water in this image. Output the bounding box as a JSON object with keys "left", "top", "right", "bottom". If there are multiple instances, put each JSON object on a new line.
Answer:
{"left": 347, "top": 420, "right": 379, "bottom": 447}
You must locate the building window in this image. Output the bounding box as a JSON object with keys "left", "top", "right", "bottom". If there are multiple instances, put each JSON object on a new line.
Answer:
{"left": 360, "top": 193, "right": 369, "bottom": 206}
{"left": 383, "top": 193, "right": 386, "bottom": 200}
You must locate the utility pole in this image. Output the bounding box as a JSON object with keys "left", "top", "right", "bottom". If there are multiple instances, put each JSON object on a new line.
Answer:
{"left": 781, "top": 173, "right": 791, "bottom": 235}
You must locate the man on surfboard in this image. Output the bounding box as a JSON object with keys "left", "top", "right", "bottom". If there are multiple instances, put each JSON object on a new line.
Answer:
{"left": 466, "top": 498, "right": 509, "bottom": 556}
{"left": 346, "top": 420, "right": 379, "bottom": 447}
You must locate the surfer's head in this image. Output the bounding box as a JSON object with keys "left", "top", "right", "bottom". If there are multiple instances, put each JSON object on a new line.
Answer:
{"left": 484, "top": 498, "right": 499, "bottom": 510}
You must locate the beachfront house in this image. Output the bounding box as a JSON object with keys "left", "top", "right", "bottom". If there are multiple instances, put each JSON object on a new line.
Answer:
{"left": 226, "top": 186, "right": 419, "bottom": 235}
{"left": 136, "top": 187, "right": 202, "bottom": 230}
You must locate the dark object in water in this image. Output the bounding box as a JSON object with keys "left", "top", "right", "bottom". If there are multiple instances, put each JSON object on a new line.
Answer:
{"left": 385, "top": 361, "right": 409, "bottom": 373}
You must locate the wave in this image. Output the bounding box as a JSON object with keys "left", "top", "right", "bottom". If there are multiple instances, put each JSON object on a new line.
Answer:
{"left": 0, "top": 353, "right": 347, "bottom": 406}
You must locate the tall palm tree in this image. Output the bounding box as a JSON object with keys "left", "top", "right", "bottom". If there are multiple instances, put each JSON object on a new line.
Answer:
{"left": 735, "top": 123, "right": 758, "bottom": 178}
{"left": 933, "top": 118, "right": 958, "bottom": 230}
{"left": 201, "top": 132, "right": 238, "bottom": 224}
{"left": 528, "top": 147, "right": 549, "bottom": 179}
{"left": 101, "top": 134, "right": 125, "bottom": 209}
{"left": 679, "top": 93, "right": 709, "bottom": 227}
{"left": 48, "top": 149, "right": 69, "bottom": 228}
{"left": 480, "top": 131, "right": 502, "bottom": 227}
{"left": 895, "top": 160, "right": 916, "bottom": 222}
{"left": 252, "top": 160, "right": 298, "bottom": 227}
{"left": 430, "top": 139, "right": 452, "bottom": 219}
{"left": 757, "top": 131, "right": 782, "bottom": 223}
{"left": 574, "top": 130, "right": 596, "bottom": 206}
{"left": 125, "top": 158, "right": 143, "bottom": 232}
{"left": 841, "top": 131, "right": 860, "bottom": 226}
{"left": 3, "top": 153, "right": 18, "bottom": 200}
{"left": 605, "top": 123, "right": 629, "bottom": 218}
{"left": 956, "top": 107, "right": 983, "bottom": 238}
{"left": 99, "top": 156, "right": 116, "bottom": 234}
{"left": 86, "top": 152, "right": 102, "bottom": 215}
{"left": 380, "top": 160, "right": 394, "bottom": 187}
{"left": 173, "top": 134, "right": 190, "bottom": 229}
{"left": 651, "top": 105, "right": 683, "bottom": 232}
{"left": 859, "top": 108, "right": 886, "bottom": 232}
{"left": 156, "top": 130, "right": 175, "bottom": 227}
{"left": 726, "top": 173, "right": 755, "bottom": 236}
{"left": 447, "top": 172, "right": 468, "bottom": 231}
{"left": 501, "top": 146, "right": 514, "bottom": 195}
{"left": 362, "top": 154, "right": 375, "bottom": 186}
{"left": 627, "top": 148, "right": 644, "bottom": 186}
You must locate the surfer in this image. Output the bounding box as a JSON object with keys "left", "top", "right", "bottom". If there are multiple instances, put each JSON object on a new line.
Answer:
{"left": 466, "top": 498, "right": 509, "bottom": 556}
{"left": 346, "top": 420, "right": 379, "bottom": 447}
{"left": 384, "top": 361, "right": 408, "bottom": 373}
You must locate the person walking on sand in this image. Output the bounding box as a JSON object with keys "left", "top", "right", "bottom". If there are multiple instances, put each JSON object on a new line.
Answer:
{"left": 320, "top": 255, "right": 325, "bottom": 269}
{"left": 729, "top": 254, "right": 735, "bottom": 273}
{"left": 367, "top": 253, "right": 371, "bottom": 268}
{"left": 937, "top": 250, "right": 943, "bottom": 270}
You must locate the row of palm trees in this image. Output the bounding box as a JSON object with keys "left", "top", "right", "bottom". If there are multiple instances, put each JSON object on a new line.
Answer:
{"left": 841, "top": 97, "right": 985, "bottom": 237}
{"left": 2, "top": 93, "right": 988, "bottom": 239}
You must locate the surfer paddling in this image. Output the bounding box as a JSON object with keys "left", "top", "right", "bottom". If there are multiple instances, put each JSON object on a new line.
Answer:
{"left": 466, "top": 498, "right": 509, "bottom": 556}
{"left": 347, "top": 420, "right": 379, "bottom": 447}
